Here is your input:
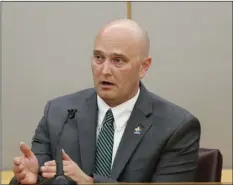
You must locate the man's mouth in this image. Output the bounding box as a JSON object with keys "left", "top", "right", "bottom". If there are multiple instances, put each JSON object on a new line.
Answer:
{"left": 101, "top": 81, "right": 114, "bottom": 86}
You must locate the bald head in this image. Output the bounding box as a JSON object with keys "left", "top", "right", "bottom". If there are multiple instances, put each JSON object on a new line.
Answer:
{"left": 95, "top": 19, "right": 150, "bottom": 59}
{"left": 91, "top": 19, "right": 152, "bottom": 107}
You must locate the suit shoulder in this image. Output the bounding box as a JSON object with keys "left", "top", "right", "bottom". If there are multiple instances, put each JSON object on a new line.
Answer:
{"left": 47, "top": 88, "right": 95, "bottom": 107}
{"left": 148, "top": 91, "right": 199, "bottom": 126}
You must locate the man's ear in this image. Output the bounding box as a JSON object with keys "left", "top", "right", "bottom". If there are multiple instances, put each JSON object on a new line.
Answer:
{"left": 139, "top": 56, "right": 152, "bottom": 79}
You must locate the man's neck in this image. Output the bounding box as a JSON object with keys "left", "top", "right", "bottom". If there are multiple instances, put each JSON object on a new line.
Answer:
{"left": 98, "top": 87, "right": 140, "bottom": 108}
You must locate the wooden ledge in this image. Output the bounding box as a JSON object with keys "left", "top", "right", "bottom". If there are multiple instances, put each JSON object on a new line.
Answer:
{"left": 1, "top": 169, "right": 232, "bottom": 184}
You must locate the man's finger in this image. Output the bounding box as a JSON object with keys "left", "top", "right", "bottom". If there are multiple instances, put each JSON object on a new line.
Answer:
{"left": 42, "top": 172, "right": 56, "bottom": 179}
{"left": 62, "top": 160, "right": 69, "bottom": 166}
{"left": 13, "top": 164, "right": 24, "bottom": 173}
{"left": 19, "top": 142, "right": 34, "bottom": 158}
{"left": 15, "top": 171, "right": 26, "bottom": 181}
{"left": 44, "top": 160, "right": 69, "bottom": 166}
{"left": 18, "top": 171, "right": 26, "bottom": 180}
{"left": 44, "top": 160, "right": 56, "bottom": 166}
{"left": 63, "top": 166, "right": 69, "bottom": 174}
{"left": 62, "top": 149, "right": 72, "bottom": 161}
{"left": 41, "top": 166, "right": 56, "bottom": 173}
{"left": 13, "top": 157, "right": 21, "bottom": 166}
{"left": 20, "top": 178, "right": 32, "bottom": 185}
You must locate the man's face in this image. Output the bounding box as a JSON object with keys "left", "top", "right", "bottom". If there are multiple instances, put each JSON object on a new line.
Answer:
{"left": 91, "top": 27, "right": 150, "bottom": 106}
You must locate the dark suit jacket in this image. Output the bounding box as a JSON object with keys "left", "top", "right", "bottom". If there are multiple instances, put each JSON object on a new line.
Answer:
{"left": 11, "top": 83, "right": 201, "bottom": 184}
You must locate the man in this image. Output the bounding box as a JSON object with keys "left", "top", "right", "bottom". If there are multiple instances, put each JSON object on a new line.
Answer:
{"left": 11, "top": 19, "right": 201, "bottom": 184}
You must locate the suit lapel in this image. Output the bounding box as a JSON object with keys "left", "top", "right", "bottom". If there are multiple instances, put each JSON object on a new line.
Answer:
{"left": 111, "top": 83, "right": 153, "bottom": 179}
{"left": 76, "top": 92, "right": 98, "bottom": 175}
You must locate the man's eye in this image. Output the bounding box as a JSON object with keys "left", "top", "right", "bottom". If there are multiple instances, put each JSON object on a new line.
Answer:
{"left": 113, "top": 58, "right": 123, "bottom": 63}
{"left": 95, "top": 55, "right": 101, "bottom": 59}
{"left": 94, "top": 55, "right": 104, "bottom": 61}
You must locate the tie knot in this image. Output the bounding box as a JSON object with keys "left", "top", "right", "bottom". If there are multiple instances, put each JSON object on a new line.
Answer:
{"left": 104, "top": 109, "right": 114, "bottom": 126}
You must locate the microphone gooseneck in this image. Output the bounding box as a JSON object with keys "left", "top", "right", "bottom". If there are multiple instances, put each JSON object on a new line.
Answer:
{"left": 41, "top": 108, "right": 77, "bottom": 185}
{"left": 56, "top": 109, "right": 77, "bottom": 176}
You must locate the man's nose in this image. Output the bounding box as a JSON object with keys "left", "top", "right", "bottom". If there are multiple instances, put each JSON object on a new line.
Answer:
{"left": 102, "top": 60, "right": 112, "bottom": 75}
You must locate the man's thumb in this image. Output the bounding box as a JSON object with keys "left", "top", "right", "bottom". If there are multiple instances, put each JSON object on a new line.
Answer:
{"left": 62, "top": 149, "right": 71, "bottom": 161}
{"left": 19, "top": 142, "right": 34, "bottom": 158}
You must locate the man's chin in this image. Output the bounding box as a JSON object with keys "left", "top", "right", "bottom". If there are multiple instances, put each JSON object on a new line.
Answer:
{"left": 97, "top": 90, "right": 116, "bottom": 100}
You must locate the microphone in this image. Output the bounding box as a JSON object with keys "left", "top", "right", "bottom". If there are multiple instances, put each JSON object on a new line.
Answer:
{"left": 40, "top": 108, "right": 77, "bottom": 185}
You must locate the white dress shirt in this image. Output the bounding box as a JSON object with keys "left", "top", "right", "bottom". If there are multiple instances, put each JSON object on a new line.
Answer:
{"left": 96, "top": 88, "right": 140, "bottom": 167}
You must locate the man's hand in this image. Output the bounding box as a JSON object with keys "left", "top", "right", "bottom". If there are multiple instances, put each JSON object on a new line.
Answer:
{"left": 41, "top": 150, "right": 93, "bottom": 184}
{"left": 13, "top": 142, "right": 39, "bottom": 184}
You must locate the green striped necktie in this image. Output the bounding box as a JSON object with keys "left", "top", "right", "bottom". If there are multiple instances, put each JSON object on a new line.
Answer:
{"left": 95, "top": 109, "right": 115, "bottom": 177}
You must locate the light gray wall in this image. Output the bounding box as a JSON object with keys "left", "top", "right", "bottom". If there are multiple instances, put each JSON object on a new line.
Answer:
{"left": 2, "top": 2, "right": 127, "bottom": 170}
{"left": 2, "top": 2, "right": 232, "bottom": 170}
{"left": 132, "top": 2, "right": 232, "bottom": 168}
{"left": 0, "top": 2, "right": 2, "bottom": 173}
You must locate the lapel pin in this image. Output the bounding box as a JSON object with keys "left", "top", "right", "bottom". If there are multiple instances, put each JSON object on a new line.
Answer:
{"left": 134, "top": 126, "right": 141, "bottom": 135}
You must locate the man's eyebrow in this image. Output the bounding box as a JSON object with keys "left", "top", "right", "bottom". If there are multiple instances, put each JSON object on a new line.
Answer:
{"left": 93, "top": 50, "right": 103, "bottom": 54}
{"left": 112, "top": 53, "right": 129, "bottom": 60}
{"left": 93, "top": 50, "right": 130, "bottom": 60}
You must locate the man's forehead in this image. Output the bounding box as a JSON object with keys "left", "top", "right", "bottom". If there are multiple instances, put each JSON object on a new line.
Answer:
{"left": 93, "top": 21, "right": 149, "bottom": 59}
{"left": 94, "top": 34, "right": 139, "bottom": 55}
{"left": 94, "top": 19, "right": 150, "bottom": 58}
{"left": 96, "top": 26, "right": 141, "bottom": 44}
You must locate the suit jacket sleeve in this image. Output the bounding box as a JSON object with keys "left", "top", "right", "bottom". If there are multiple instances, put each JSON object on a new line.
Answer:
{"left": 31, "top": 101, "right": 53, "bottom": 183}
{"left": 151, "top": 114, "right": 201, "bottom": 182}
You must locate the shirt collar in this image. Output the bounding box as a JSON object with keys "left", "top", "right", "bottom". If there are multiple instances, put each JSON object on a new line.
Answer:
{"left": 97, "top": 88, "right": 140, "bottom": 131}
